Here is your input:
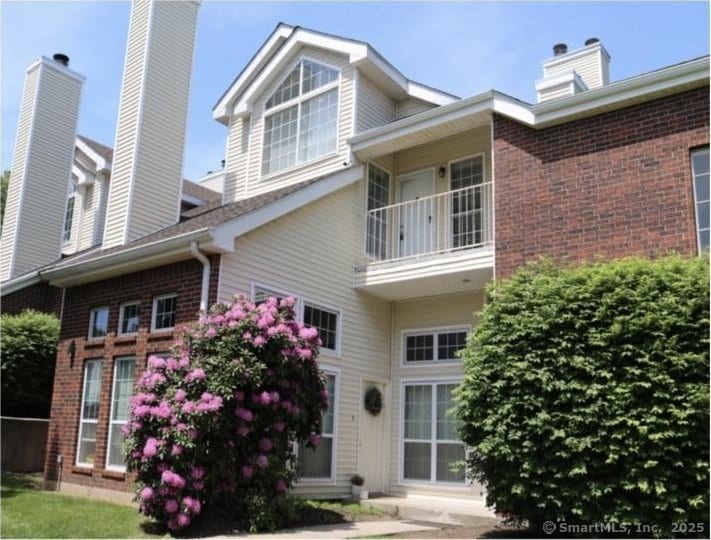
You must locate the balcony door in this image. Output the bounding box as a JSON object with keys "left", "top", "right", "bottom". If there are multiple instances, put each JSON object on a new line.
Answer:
{"left": 398, "top": 169, "right": 435, "bottom": 258}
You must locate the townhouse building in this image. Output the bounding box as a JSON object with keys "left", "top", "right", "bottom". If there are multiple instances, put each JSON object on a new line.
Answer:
{"left": 1, "top": 1, "right": 708, "bottom": 502}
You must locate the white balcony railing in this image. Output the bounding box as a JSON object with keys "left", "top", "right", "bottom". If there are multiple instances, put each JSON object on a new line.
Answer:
{"left": 366, "top": 182, "right": 493, "bottom": 263}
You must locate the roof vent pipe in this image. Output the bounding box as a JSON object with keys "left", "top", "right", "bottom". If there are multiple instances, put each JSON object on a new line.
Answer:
{"left": 53, "top": 53, "right": 70, "bottom": 67}
{"left": 585, "top": 37, "right": 600, "bottom": 46}
{"left": 553, "top": 43, "right": 568, "bottom": 56}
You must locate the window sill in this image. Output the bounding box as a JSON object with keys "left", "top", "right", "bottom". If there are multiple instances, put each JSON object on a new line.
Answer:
{"left": 84, "top": 340, "right": 105, "bottom": 350}
{"left": 114, "top": 335, "right": 137, "bottom": 344}
{"left": 147, "top": 332, "right": 174, "bottom": 342}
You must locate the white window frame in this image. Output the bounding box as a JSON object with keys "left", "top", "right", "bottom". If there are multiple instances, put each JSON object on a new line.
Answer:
{"left": 301, "top": 300, "right": 342, "bottom": 357}
{"left": 297, "top": 365, "right": 339, "bottom": 485}
{"left": 62, "top": 177, "right": 77, "bottom": 245}
{"left": 364, "top": 162, "right": 392, "bottom": 261}
{"left": 691, "top": 146, "right": 710, "bottom": 253}
{"left": 250, "top": 281, "right": 299, "bottom": 309}
{"left": 260, "top": 56, "right": 341, "bottom": 180}
{"left": 399, "top": 377, "right": 468, "bottom": 489}
{"left": 88, "top": 306, "right": 109, "bottom": 341}
{"left": 105, "top": 356, "right": 135, "bottom": 472}
{"left": 118, "top": 301, "right": 140, "bottom": 336}
{"left": 401, "top": 325, "right": 471, "bottom": 368}
{"left": 151, "top": 293, "right": 177, "bottom": 333}
{"left": 448, "top": 153, "right": 487, "bottom": 249}
{"left": 76, "top": 359, "right": 103, "bottom": 468}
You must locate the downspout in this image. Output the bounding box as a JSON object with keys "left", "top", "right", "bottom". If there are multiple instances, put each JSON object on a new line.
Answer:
{"left": 190, "top": 241, "right": 211, "bottom": 312}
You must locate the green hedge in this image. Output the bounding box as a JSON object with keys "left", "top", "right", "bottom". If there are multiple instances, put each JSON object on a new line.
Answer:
{"left": 1, "top": 309, "right": 60, "bottom": 418}
{"left": 456, "top": 256, "right": 709, "bottom": 535}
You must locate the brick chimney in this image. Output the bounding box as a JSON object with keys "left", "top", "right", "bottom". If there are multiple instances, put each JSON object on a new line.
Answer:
{"left": 0, "top": 55, "right": 84, "bottom": 281}
{"left": 536, "top": 38, "right": 611, "bottom": 103}
{"left": 102, "top": 0, "right": 200, "bottom": 248}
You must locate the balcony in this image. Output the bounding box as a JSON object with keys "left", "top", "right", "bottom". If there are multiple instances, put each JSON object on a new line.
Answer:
{"left": 354, "top": 183, "right": 494, "bottom": 300}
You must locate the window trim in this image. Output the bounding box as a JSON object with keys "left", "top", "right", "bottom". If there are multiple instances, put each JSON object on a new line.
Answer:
{"left": 297, "top": 365, "right": 340, "bottom": 485}
{"left": 117, "top": 301, "right": 140, "bottom": 336}
{"left": 260, "top": 56, "right": 341, "bottom": 180}
{"left": 75, "top": 359, "right": 103, "bottom": 468}
{"left": 105, "top": 356, "right": 135, "bottom": 472}
{"left": 399, "top": 378, "right": 469, "bottom": 489}
{"left": 401, "top": 325, "right": 471, "bottom": 368}
{"left": 690, "top": 146, "right": 710, "bottom": 253}
{"left": 301, "top": 300, "right": 342, "bottom": 357}
{"left": 87, "top": 306, "right": 109, "bottom": 341}
{"left": 364, "top": 161, "right": 393, "bottom": 261}
{"left": 151, "top": 293, "right": 177, "bottom": 333}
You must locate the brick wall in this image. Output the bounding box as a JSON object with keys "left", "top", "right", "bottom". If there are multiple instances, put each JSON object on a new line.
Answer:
{"left": 44, "top": 255, "right": 219, "bottom": 492}
{"left": 494, "top": 86, "right": 709, "bottom": 279}
{"left": 2, "top": 281, "right": 63, "bottom": 316}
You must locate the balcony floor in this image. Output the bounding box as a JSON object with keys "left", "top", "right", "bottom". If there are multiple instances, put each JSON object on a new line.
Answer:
{"left": 353, "top": 246, "right": 494, "bottom": 300}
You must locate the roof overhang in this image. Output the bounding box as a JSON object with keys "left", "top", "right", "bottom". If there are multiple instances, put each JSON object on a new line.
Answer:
{"left": 213, "top": 25, "right": 456, "bottom": 124}
{"left": 75, "top": 137, "right": 111, "bottom": 172}
{"left": 1, "top": 271, "right": 41, "bottom": 296}
{"left": 350, "top": 56, "right": 709, "bottom": 159}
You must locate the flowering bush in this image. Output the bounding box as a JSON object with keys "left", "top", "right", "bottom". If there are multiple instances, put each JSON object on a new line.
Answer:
{"left": 124, "top": 295, "right": 328, "bottom": 533}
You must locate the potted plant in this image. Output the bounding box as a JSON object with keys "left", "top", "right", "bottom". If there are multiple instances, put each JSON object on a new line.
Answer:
{"left": 351, "top": 474, "right": 368, "bottom": 500}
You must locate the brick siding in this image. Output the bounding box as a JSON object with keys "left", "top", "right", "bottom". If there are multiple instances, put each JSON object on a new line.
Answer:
{"left": 2, "top": 281, "right": 63, "bottom": 316}
{"left": 494, "top": 86, "right": 710, "bottom": 279}
{"left": 44, "top": 255, "right": 219, "bottom": 491}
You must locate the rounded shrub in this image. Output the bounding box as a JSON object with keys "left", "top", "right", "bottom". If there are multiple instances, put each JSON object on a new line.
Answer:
{"left": 456, "top": 256, "right": 709, "bottom": 535}
{"left": 124, "top": 295, "right": 328, "bottom": 533}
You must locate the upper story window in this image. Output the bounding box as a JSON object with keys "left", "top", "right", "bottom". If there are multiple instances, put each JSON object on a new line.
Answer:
{"left": 691, "top": 147, "right": 709, "bottom": 252}
{"left": 403, "top": 327, "right": 469, "bottom": 365}
{"left": 63, "top": 177, "right": 77, "bottom": 243}
{"left": 118, "top": 301, "right": 140, "bottom": 336}
{"left": 262, "top": 59, "right": 339, "bottom": 176}
{"left": 152, "top": 294, "right": 177, "bottom": 332}
{"left": 88, "top": 307, "right": 109, "bottom": 340}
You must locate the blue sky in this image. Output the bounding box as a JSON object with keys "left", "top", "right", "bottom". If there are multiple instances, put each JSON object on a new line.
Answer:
{"left": 2, "top": 1, "right": 708, "bottom": 180}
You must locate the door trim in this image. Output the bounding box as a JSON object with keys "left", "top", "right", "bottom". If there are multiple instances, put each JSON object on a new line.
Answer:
{"left": 397, "top": 167, "right": 436, "bottom": 203}
{"left": 358, "top": 377, "right": 388, "bottom": 494}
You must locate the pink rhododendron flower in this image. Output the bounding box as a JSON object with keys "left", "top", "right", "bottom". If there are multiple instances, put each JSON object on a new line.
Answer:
{"left": 275, "top": 479, "right": 287, "bottom": 493}
{"left": 259, "top": 437, "right": 273, "bottom": 452}
{"left": 241, "top": 465, "right": 253, "bottom": 479}
{"left": 236, "top": 425, "right": 250, "bottom": 437}
{"left": 299, "top": 327, "right": 319, "bottom": 340}
{"left": 140, "top": 486, "right": 154, "bottom": 501}
{"left": 185, "top": 368, "right": 206, "bottom": 383}
{"left": 161, "top": 470, "right": 186, "bottom": 489}
{"left": 148, "top": 356, "right": 167, "bottom": 370}
{"left": 164, "top": 499, "right": 179, "bottom": 514}
{"left": 235, "top": 408, "right": 253, "bottom": 422}
{"left": 183, "top": 496, "right": 201, "bottom": 513}
{"left": 258, "top": 391, "right": 271, "bottom": 406}
{"left": 309, "top": 434, "right": 321, "bottom": 447}
{"left": 181, "top": 401, "right": 196, "bottom": 415}
{"left": 143, "top": 437, "right": 161, "bottom": 458}
{"left": 253, "top": 335, "right": 266, "bottom": 346}
{"left": 177, "top": 513, "right": 191, "bottom": 527}
{"left": 273, "top": 421, "right": 285, "bottom": 433}
{"left": 191, "top": 465, "right": 205, "bottom": 479}
{"left": 174, "top": 389, "right": 186, "bottom": 402}
{"left": 192, "top": 479, "right": 205, "bottom": 490}
{"left": 233, "top": 390, "right": 244, "bottom": 401}
{"left": 256, "top": 455, "right": 268, "bottom": 469}
{"left": 206, "top": 327, "right": 217, "bottom": 338}
{"left": 165, "top": 358, "right": 179, "bottom": 371}
{"left": 171, "top": 444, "right": 183, "bottom": 456}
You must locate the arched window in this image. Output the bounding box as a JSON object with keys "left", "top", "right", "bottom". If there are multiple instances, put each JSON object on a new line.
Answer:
{"left": 262, "top": 59, "right": 339, "bottom": 176}
{"left": 63, "top": 177, "right": 77, "bottom": 243}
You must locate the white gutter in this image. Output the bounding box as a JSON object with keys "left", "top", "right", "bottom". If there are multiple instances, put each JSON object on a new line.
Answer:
{"left": 190, "top": 241, "right": 211, "bottom": 312}
{"left": 1, "top": 270, "right": 41, "bottom": 296}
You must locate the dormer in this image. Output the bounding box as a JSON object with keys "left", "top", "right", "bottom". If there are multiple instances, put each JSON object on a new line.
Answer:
{"left": 215, "top": 24, "right": 456, "bottom": 203}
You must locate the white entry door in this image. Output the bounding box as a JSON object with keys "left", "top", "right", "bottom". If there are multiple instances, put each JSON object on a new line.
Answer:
{"left": 359, "top": 381, "right": 386, "bottom": 494}
{"left": 397, "top": 169, "right": 435, "bottom": 258}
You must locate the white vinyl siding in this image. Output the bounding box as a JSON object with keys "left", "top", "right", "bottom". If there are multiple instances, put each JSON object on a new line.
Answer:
{"left": 395, "top": 97, "right": 436, "bottom": 120}
{"left": 691, "top": 147, "right": 710, "bottom": 252}
{"left": 106, "top": 357, "right": 135, "bottom": 470}
{"left": 299, "top": 371, "right": 337, "bottom": 481}
{"left": 357, "top": 75, "right": 395, "bottom": 132}
{"left": 88, "top": 307, "right": 109, "bottom": 340}
{"left": 151, "top": 294, "right": 176, "bottom": 332}
{"left": 76, "top": 359, "right": 103, "bottom": 467}
{"left": 218, "top": 182, "right": 391, "bottom": 497}
{"left": 223, "top": 47, "right": 356, "bottom": 202}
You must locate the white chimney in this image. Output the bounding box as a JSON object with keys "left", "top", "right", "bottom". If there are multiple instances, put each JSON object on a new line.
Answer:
{"left": 536, "top": 38, "right": 611, "bottom": 103}
{"left": 0, "top": 54, "right": 84, "bottom": 281}
{"left": 102, "top": 0, "right": 200, "bottom": 248}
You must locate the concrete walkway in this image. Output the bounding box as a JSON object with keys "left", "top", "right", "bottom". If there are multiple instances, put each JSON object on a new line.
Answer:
{"left": 213, "top": 520, "right": 438, "bottom": 539}
{"left": 363, "top": 496, "right": 499, "bottom": 527}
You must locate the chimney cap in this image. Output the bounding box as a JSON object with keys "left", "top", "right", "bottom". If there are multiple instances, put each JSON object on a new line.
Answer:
{"left": 53, "top": 53, "right": 70, "bottom": 67}
{"left": 585, "top": 37, "right": 600, "bottom": 46}
{"left": 553, "top": 43, "right": 568, "bottom": 56}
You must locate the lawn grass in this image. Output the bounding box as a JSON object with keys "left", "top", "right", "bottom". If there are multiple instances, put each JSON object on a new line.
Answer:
{"left": 1, "top": 472, "right": 165, "bottom": 539}
{"left": 1, "top": 472, "right": 392, "bottom": 538}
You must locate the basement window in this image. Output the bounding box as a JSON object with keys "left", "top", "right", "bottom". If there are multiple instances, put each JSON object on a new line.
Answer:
{"left": 88, "top": 307, "right": 109, "bottom": 340}
{"left": 691, "top": 147, "right": 710, "bottom": 252}
{"left": 151, "top": 294, "right": 177, "bottom": 332}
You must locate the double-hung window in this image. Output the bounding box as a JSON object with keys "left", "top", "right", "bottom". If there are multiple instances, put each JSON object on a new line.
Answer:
{"left": 402, "top": 382, "right": 465, "bottom": 484}
{"left": 106, "top": 357, "right": 135, "bottom": 470}
{"left": 76, "top": 359, "right": 102, "bottom": 467}
{"left": 88, "top": 307, "right": 109, "bottom": 340}
{"left": 118, "top": 301, "right": 140, "bottom": 335}
{"left": 152, "top": 294, "right": 176, "bottom": 332}
{"left": 691, "top": 147, "right": 709, "bottom": 252}
{"left": 303, "top": 302, "right": 340, "bottom": 354}
{"left": 366, "top": 164, "right": 391, "bottom": 260}
{"left": 299, "top": 372, "right": 337, "bottom": 480}
{"left": 262, "top": 59, "right": 339, "bottom": 176}
{"left": 403, "top": 327, "right": 468, "bottom": 364}
{"left": 63, "top": 177, "right": 77, "bottom": 243}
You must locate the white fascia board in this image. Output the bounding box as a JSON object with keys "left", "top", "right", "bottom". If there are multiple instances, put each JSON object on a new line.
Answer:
{"left": 72, "top": 164, "right": 91, "bottom": 186}
{"left": 212, "top": 24, "right": 294, "bottom": 123}
{"left": 1, "top": 271, "right": 41, "bottom": 296}
{"left": 209, "top": 165, "right": 364, "bottom": 251}
{"left": 407, "top": 81, "right": 458, "bottom": 106}
{"left": 41, "top": 228, "right": 213, "bottom": 286}
{"left": 75, "top": 138, "right": 111, "bottom": 172}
